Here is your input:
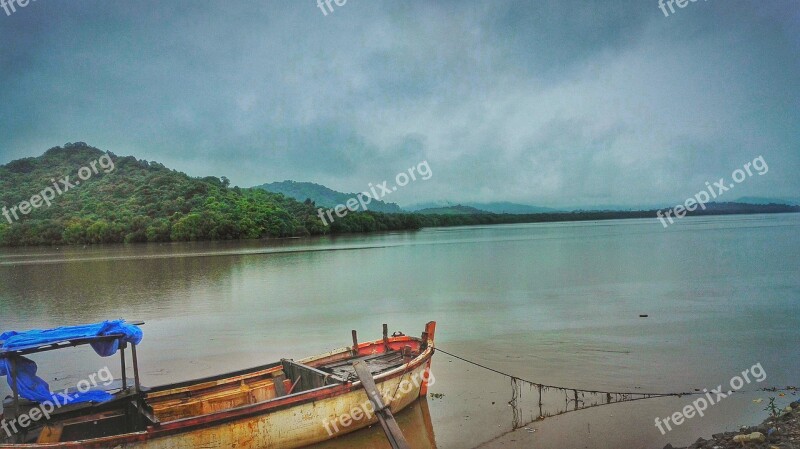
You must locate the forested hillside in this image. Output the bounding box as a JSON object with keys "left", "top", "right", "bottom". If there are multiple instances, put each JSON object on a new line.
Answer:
{"left": 0, "top": 143, "right": 422, "bottom": 246}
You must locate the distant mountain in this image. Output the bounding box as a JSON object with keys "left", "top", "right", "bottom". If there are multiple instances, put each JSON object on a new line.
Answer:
{"left": 735, "top": 196, "right": 800, "bottom": 206}
{"left": 407, "top": 201, "right": 558, "bottom": 214}
{"left": 698, "top": 201, "right": 800, "bottom": 212}
{"left": 404, "top": 201, "right": 450, "bottom": 212}
{"left": 464, "top": 202, "right": 560, "bottom": 214}
{"left": 416, "top": 205, "right": 489, "bottom": 215}
{"left": 565, "top": 203, "right": 668, "bottom": 211}
{"left": 257, "top": 181, "right": 403, "bottom": 213}
{"left": 566, "top": 198, "right": 800, "bottom": 211}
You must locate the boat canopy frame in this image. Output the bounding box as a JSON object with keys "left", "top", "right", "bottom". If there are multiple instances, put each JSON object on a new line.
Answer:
{"left": 0, "top": 321, "right": 145, "bottom": 434}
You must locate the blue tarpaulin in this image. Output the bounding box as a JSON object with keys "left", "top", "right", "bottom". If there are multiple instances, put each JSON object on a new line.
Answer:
{"left": 0, "top": 320, "right": 143, "bottom": 404}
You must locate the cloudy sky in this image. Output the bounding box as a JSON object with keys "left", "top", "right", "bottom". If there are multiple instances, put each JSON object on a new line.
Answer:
{"left": 0, "top": 0, "right": 797, "bottom": 207}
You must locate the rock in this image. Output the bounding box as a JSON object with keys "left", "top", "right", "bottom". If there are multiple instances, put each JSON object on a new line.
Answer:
{"left": 732, "top": 432, "right": 766, "bottom": 444}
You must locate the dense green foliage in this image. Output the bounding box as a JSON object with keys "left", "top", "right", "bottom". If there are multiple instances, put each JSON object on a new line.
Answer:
{"left": 257, "top": 180, "right": 403, "bottom": 213}
{"left": 0, "top": 143, "right": 421, "bottom": 246}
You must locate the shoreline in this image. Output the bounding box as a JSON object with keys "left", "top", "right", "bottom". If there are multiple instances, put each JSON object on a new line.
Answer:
{"left": 664, "top": 400, "right": 800, "bottom": 449}
{"left": 1, "top": 209, "right": 798, "bottom": 249}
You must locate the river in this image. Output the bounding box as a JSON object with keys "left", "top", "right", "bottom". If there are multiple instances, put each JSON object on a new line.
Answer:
{"left": 1, "top": 214, "right": 798, "bottom": 448}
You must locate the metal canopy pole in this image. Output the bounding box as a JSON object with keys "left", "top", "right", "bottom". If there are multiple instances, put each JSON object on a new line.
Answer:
{"left": 120, "top": 341, "right": 128, "bottom": 391}
{"left": 9, "top": 356, "right": 20, "bottom": 418}
{"left": 130, "top": 344, "right": 141, "bottom": 394}
{"left": 129, "top": 343, "right": 143, "bottom": 429}
{"left": 9, "top": 356, "right": 22, "bottom": 443}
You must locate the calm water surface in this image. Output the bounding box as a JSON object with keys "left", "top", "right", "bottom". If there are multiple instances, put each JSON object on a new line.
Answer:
{"left": 1, "top": 214, "right": 798, "bottom": 448}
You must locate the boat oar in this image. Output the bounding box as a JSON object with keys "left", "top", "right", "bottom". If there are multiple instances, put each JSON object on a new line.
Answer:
{"left": 352, "top": 361, "right": 411, "bottom": 449}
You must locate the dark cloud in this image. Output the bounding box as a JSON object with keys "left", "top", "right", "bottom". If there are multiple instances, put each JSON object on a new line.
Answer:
{"left": 0, "top": 0, "right": 797, "bottom": 207}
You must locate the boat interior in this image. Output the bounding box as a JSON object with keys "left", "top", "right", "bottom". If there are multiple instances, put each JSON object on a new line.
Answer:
{"left": 0, "top": 336, "right": 426, "bottom": 445}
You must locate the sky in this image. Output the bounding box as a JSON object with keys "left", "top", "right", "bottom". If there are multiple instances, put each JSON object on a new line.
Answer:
{"left": 0, "top": 0, "right": 798, "bottom": 208}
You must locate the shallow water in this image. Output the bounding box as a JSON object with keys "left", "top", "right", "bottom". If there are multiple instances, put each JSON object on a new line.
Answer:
{"left": 1, "top": 214, "right": 798, "bottom": 448}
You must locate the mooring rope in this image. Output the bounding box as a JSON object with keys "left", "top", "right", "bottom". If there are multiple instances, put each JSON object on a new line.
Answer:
{"left": 435, "top": 347, "right": 796, "bottom": 397}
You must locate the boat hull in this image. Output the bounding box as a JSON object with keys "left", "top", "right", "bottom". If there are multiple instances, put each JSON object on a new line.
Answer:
{"left": 0, "top": 322, "right": 436, "bottom": 449}
{"left": 117, "top": 362, "right": 429, "bottom": 449}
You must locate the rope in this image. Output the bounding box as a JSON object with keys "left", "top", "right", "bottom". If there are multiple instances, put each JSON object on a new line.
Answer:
{"left": 435, "top": 347, "right": 796, "bottom": 397}
{"left": 390, "top": 358, "right": 413, "bottom": 402}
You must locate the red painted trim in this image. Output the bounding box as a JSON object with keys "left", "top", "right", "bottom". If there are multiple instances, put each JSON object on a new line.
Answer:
{"left": 419, "top": 321, "right": 436, "bottom": 397}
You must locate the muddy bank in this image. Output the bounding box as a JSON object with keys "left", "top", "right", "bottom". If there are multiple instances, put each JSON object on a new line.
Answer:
{"left": 664, "top": 400, "right": 800, "bottom": 449}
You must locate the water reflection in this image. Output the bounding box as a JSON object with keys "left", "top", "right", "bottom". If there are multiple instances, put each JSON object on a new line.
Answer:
{"left": 0, "top": 254, "right": 240, "bottom": 327}
{"left": 508, "top": 377, "right": 676, "bottom": 430}
{"left": 310, "top": 399, "right": 437, "bottom": 449}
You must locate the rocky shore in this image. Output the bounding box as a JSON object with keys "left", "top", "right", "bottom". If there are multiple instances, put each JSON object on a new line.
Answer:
{"left": 664, "top": 400, "right": 800, "bottom": 449}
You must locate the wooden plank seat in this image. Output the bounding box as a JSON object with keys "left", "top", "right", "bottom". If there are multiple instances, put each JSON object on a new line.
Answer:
{"left": 145, "top": 366, "right": 294, "bottom": 422}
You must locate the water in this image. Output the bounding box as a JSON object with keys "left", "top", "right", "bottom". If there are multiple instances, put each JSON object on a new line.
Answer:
{"left": 0, "top": 214, "right": 798, "bottom": 448}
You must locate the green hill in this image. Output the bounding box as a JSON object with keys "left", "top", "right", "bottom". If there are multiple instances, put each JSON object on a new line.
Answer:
{"left": 408, "top": 201, "right": 558, "bottom": 214}
{"left": 0, "top": 143, "right": 421, "bottom": 246}
{"left": 464, "top": 202, "right": 560, "bottom": 214}
{"left": 257, "top": 180, "right": 402, "bottom": 213}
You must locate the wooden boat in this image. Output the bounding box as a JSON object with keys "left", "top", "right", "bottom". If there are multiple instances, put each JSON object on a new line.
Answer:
{"left": 0, "top": 321, "right": 436, "bottom": 448}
